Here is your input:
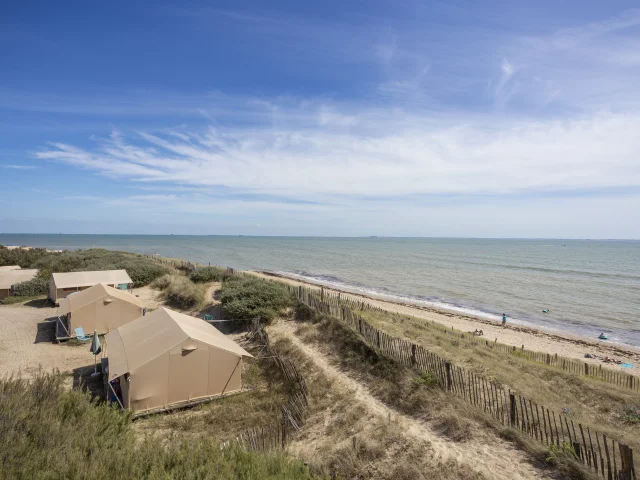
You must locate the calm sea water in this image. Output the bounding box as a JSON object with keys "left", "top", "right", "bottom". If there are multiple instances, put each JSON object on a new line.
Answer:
{"left": 2, "top": 234, "right": 639, "bottom": 347}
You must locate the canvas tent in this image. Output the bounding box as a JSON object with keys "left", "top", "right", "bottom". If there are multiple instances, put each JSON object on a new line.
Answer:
{"left": 105, "top": 308, "right": 253, "bottom": 414}
{"left": 49, "top": 270, "right": 133, "bottom": 304}
{"left": 0, "top": 265, "right": 21, "bottom": 271}
{"left": 56, "top": 283, "right": 145, "bottom": 339}
{"left": 0, "top": 269, "right": 38, "bottom": 299}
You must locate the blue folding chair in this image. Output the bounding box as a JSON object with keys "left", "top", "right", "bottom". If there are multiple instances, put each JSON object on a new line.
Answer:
{"left": 74, "top": 327, "right": 90, "bottom": 341}
{"left": 203, "top": 314, "right": 213, "bottom": 321}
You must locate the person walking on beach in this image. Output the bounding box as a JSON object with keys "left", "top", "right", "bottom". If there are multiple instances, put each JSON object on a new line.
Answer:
{"left": 502, "top": 313, "right": 507, "bottom": 327}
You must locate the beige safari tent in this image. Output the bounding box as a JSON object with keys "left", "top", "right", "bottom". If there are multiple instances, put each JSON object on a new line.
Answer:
{"left": 56, "top": 283, "right": 145, "bottom": 340}
{"left": 0, "top": 269, "right": 39, "bottom": 299}
{"left": 49, "top": 270, "right": 133, "bottom": 304}
{"left": 105, "top": 308, "right": 253, "bottom": 415}
{"left": 0, "top": 265, "right": 22, "bottom": 271}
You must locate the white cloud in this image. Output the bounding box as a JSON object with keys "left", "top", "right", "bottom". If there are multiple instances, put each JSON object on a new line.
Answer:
{"left": 1, "top": 164, "right": 36, "bottom": 170}
{"left": 35, "top": 103, "right": 640, "bottom": 204}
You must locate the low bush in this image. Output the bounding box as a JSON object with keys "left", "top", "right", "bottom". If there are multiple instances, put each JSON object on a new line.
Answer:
{"left": 12, "top": 277, "right": 48, "bottom": 296}
{"left": 155, "top": 274, "right": 205, "bottom": 309}
{"left": 220, "top": 276, "right": 292, "bottom": 324}
{"left": 190, "top": 266, "right": 227, "bottom": 283}
{"left": 0, "top": 373, "right": 316, "bottom": 479}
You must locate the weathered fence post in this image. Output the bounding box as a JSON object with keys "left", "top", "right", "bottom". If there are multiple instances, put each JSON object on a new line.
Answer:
{"left": 321, "top": 287, "right": 324, "bottom": 302}
{"left": 585, "top": 363, "right": 589, "bottom": 376}
{"left": 573, "top": 442, "right": 582, "bottom": 460}
{"left": 445, "top": 361, "right": 452, "bottom": 391}
{"left": 411, "top": 344, "right": 417, "bottom": 366}
{"left": 509, "top": 392, "right": 516, "bottom": 426}
{"left": 281, "top": 409, "right": 287, "bottom": 448}
{"left": 376, "top": 330, "right": 381, "bottom": 348}
{"left": 618, "top": 443, "right": 633, "bottom": 480}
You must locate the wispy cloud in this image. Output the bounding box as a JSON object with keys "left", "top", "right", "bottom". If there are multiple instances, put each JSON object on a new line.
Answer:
{"left": 1, "top": 164, "right": 36, "bottom": 170}
{"left": 34, "top": 100, "right": 640, "bottom": 208}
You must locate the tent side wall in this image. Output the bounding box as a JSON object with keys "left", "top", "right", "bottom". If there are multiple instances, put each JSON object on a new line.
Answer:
{"left": 127, "top": 340, "right": 244, "bottom": 414}
{"left": 129, "top": 352, "right": 170, "bottom": 413}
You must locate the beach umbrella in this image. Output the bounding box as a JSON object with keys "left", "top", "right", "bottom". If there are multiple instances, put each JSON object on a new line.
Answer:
{"left": 90, "top": 330, "right": 101, "bottom": 376}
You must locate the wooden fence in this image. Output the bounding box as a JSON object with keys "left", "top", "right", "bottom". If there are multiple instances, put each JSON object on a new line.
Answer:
{"left": 298, "top": 284, "right": 638, "bottom": 392}
{"left": 292, "top": 284, "right": 637, "bottom": 480}
{"left": 222, "top": 320, "right": 308, "bottom": 453}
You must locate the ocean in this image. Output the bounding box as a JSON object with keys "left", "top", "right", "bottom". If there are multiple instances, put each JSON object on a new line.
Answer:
{"left": 1, "top": 234, "right": 639, "bottom": 347}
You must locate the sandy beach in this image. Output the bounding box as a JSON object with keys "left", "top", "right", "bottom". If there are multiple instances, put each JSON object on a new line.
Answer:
{"left": 252, "top": 271, "right": 640, "bottom": 376}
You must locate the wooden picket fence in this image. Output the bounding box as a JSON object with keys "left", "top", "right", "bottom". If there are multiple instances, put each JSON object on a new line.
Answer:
{"left": 291, "top": 284, "right": 637, "bottom": 480}
{"left": 294, "top": 283, "right": 638, "bottom": 392}
{"left": 222, "top": 319, "right": 308, "bottom": 453}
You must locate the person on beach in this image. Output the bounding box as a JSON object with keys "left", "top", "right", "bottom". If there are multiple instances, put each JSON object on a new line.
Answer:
{"left": 502, "top": 313, "right": 507, "bottom": 327}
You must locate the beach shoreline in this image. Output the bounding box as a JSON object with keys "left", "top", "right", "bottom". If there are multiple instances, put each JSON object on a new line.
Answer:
{"left": 252, "top": 270, "right": 640, "bottom": 375}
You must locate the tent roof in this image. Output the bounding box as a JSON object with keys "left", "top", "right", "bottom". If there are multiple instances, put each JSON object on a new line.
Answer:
{"left": 59, "top": 283, "right": 144, "bottom": 314}
{"left": 0, "top": 266, "right": 21, "bottom": 271}
{"left": 51, "top": 270, "right": 132, "bottom": 289}
{"left": 105, "top": 307, "right": 252, "bottom": 380}
{"left": 0, "top": 269, "right": 39, "bottom": 289}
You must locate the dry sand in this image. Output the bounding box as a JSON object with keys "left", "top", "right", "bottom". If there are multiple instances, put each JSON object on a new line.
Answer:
{"left": 253, "top": 271, "right": 640, "bottom": 376}
{"left": 0, "top": 302, "right": 93, "bottom": 379}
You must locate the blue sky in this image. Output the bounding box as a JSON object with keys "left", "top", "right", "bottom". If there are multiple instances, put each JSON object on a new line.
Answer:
{"left": 1, "top": 0, "right": 639, "bottom": 238}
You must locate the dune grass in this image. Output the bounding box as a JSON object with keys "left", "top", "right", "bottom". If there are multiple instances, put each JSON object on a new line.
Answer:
{"left": 357, "top": 308, "right": 640, "bottom": 455}
{"left": 152, "top": 274, "right": 206, "bottom": 309}
{"left": 0, "top": 372, "right": 318, "bottom": 480}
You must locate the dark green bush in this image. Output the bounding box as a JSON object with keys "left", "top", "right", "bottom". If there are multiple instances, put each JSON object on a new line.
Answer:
{"left": 0, "top": 373, "right": 316, "bottom": 479}
{"left": 12, "top": 277, "right": 48, "bottom": 296}
{"left": 0, "top": 247, "right": 169, "bottom": 287}
{"left": 220, "top": 276, "right": 292, "bottom": 324}
{"left": 190, "top": 266, "right": 227, "bottom": 283}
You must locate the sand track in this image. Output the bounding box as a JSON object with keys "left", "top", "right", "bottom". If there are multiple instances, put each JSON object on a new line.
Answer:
{"left": 270, "top": 320, "right": 554, "bottom": 480}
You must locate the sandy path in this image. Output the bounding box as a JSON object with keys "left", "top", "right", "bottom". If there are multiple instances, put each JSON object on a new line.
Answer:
{"left": 0, "top": 304, "right": 94, "bottom": 378}
{"left": 270, "top": 320, "right": 552, "bottom": 480}
{"left": 254, "top": 272, "right": 640, "bottom": 375}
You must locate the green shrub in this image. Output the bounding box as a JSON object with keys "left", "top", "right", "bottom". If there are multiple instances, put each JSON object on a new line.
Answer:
{"left": 0, "top": 247, "right": 169, "bottom": 287}
{"left": 0, "top": 373, "right": 316, "bottom": 479}
{"left": 12, "top": 277, "right": 48, "bottom": 296}
{"left": 190, "top": 266, "right": 227, "bottom": 283}
{"left": 220, "top": 276, "right": 292, "bottom": 324}
{"left": 156, "top": 274, "right": 205, "bottom": 309}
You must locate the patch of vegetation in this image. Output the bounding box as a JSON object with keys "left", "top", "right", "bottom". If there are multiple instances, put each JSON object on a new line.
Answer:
{"left": 220, "top": 276, "right": 292, "bottom": 324}
{"left": 0, "top": 295, "right": 46, "bottom": 305}
{"left": 623, "top": 406, "right": 640, "bottom": 425}
{"left": 11, "top": 277, "right": 49, "bottom": 296}
{"left": 190, "top": 266, "right": 228, "bottom": 283}
{"left": 0, "top": 373, "right": 316, "bottom": 480}
{"left": 153, "top": 274, "right": 205, "bottom": 309}
{"left": 0, "top": 247, "right": 169, "bottom": 287}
